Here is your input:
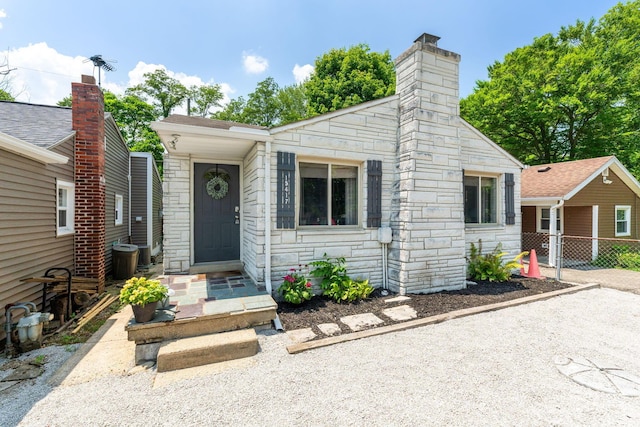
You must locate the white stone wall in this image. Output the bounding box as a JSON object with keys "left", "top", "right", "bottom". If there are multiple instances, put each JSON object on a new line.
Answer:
{"left": 391, "top": 40, "right": 467, "bottom": 294}
{"left": 162, "top": 154, "right": 191, "bottom": 273}
{"left": 269, "top": 99, "right": 398, "bottom": 290}
{"left": 242, "top": 143, "right": 266, "bottom": 284}
{"left": 460, "top": 121, "right": 522, "bottom": 262}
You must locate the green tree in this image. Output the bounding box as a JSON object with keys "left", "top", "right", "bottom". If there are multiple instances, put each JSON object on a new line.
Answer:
{"left": 0, "top": 88, "right": 14, "bottom": 101}
{"left": 103, "top": 91, "right": 157, "bottom": 144}
{"left": 212, "top": 96, "right": 247, "bottom": 123}
{"left": 57, "top": 95, "right": 72, "bottom": 107}
{"left": 188, "top": 84, "right": 224, "bottom": 117}
{"left": 461, "top": 2, "right": 640, "bottom": 177}
{"left": 277, "top": 83, "right": 307, "bottom": 125}
{"left": 242, "top": 77, "right": 282, "bottom": 127}
{"left": 127, "top": 69, "right": 187, "bottom": 118}
{"left": 304, "top": 44, "right": 395, "bottom": 116}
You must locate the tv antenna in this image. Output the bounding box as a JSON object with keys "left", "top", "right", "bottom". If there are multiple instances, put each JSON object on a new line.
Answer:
{"left": 84, "top": 55, "right": 117, "bottom": 87}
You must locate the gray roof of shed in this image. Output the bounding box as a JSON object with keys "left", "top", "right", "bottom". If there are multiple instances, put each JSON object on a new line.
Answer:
{"left": 0, "top": 101, "right": 74, "bottom": 148}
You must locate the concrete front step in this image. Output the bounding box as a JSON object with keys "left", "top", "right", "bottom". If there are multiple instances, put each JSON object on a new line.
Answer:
{"left": 156, "top": 329, "right": 259, "bottom": 372}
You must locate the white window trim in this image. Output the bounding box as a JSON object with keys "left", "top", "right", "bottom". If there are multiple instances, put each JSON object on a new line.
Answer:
{"left": 464, "top": 173, "right": 500, "bottom": 226}
{"left": 115, "top": 194, "right": 124, "bottom": 226}
{"left": 536, "top": 206, "right": 563, "bottom": 234}
{"left": 56, "top": 179, "right": 74, "bottom": 236}
{"left": 615, "top": 205, "right": 631, "bottom": 237}
{"left": 296, "top": 159, "right": 362, "bottom": 228}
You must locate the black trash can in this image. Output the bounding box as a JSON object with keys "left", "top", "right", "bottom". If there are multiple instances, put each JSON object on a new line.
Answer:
{"left": 138, "top": 245, "right": 151, "bottom": 267}
{"left": 112, "top": 244, "right": 139, "bottom": 280}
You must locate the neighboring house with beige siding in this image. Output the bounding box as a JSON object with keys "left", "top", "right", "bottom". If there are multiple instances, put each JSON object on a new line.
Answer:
{"left": 153, "top": 33, "right": 523, "bottom": 296}
{"left": 0, "top": 75, "right": 162, "bottom": 345}
{"left": 521, "top": 156, "right": 640, "bottom": 265}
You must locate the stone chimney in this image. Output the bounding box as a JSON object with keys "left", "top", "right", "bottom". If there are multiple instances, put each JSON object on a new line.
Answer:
{"left": 72, "top": 75, "right": 106, "bottom": 290}
{"left": 389, "top": 34, "right": 465, "bottom": 294}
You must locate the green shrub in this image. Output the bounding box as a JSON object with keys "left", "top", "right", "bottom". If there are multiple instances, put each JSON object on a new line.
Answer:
{"left": 278, "top": 266, "right": 314, "bottom": 304}
{"left": 616, "top": 252, "right": 640, "bottom": 271}
{"left": 309, "top": 254, "right": 373, "bottom": 303}
{"left": 466, "top": 240, "right": 527, "bottom": 282}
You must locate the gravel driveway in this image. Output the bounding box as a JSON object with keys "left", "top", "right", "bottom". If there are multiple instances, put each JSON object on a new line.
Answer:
{"left": 6, "top": 287, "right": 640, "bottom": 426}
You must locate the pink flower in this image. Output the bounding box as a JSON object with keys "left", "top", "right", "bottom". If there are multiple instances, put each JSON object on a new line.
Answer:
{"left": 284, "top": 275, "right": 295, "bottom": 283}
{"left": 290, "top": 268, "right": 296, "bottom": 272}
{"left": 306, "top": 282, "right": 312, "bottom": 288}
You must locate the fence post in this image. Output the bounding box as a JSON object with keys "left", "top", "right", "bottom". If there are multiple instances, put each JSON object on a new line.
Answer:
{"left": 555, "top": 233, "right": 562, "bottom": 281}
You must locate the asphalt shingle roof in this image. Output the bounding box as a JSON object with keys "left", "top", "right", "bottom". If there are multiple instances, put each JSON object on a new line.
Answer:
{"left": 162, "top": 114, "right": 267, "bottom": 131}
{"left": 0, "top": 101, "right": 74, "bottom": 148}
{"left": 521, "top": 156, "right": 614, "bottom": 199}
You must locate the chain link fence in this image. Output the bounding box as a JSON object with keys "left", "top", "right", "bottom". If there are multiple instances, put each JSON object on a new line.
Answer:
{"left": 522, "top": 232, "right": 640, "bottom": 273}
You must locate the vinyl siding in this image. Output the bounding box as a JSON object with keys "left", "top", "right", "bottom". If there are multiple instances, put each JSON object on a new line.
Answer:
{"left": 104, "top": 118, "right": 130, "bottom": 275}
{"left": 567, "top": 170, "right": 640, "bottom": 239}
{"left": 0, "top": 138, "right": 74, "bottom": 343}
{"left": 130, "top": 155, "right": 147, "bottom": 247}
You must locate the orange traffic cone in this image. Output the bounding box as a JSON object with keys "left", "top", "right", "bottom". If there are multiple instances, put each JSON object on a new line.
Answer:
{"left": 524, "top": 249, "right": 542, "bottom": 279}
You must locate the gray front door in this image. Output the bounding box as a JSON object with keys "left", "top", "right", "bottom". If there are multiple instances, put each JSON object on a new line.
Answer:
{"left": 194, "top": 163, "right": 240, "bottom": 263}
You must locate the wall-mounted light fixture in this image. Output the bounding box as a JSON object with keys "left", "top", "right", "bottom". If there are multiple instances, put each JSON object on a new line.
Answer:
{"left": 170, "top": 134, "right": 180, "bottom": 150}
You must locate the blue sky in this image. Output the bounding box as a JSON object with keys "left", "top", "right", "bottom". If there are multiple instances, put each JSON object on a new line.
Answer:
{"left": 0, "top": 0, "right": 622, "bottom": 109}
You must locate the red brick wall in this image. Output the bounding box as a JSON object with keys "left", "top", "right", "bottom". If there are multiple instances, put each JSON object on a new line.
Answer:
{"left": 72, "top": 76, "right": 106, "bottom": 290}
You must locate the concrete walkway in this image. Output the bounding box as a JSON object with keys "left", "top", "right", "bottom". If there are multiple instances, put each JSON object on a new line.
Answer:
{"left": 538, "top": 265, "right": 640, "bottom": 295}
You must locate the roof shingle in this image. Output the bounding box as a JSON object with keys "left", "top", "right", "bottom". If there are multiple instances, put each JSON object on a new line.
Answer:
{"left": 0, "top": 101, "right": 73, "bottom": 148}
{"left": 521, "top": 156, "right": 614, "bottom": 199}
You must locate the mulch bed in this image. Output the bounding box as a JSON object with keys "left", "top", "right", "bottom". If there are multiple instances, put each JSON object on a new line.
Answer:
{"left": 277, "top": 276, "right": 572, "bottom": 339}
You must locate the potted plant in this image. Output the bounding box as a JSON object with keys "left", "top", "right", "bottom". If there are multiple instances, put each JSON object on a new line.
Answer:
{"left": 119, "top": 277, "right": 168, "bottom": 323}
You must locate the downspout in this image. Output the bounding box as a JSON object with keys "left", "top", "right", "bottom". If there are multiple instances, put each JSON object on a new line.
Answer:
{"left": 264, "top": 140, "right": 272, "bottom": 295}
{"left": 548, "top": 199, "right": 564, "bottom": 268}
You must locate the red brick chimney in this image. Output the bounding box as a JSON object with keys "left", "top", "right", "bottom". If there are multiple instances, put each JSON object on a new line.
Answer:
{"left": 72, "top": 75, "right": 105, "bottom": 290}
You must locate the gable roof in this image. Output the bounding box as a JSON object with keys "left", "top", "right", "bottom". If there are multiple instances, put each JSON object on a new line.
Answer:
{"left": 0, "top": 101, "right": 74, "bottom": 149}
{"left": 521, "top": 156, "right": 640, "bottom": 201}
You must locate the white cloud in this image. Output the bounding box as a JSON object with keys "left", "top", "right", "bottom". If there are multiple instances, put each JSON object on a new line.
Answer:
{"left": 242, "top": 53, "right": 268, "bottom": 74}
{"left": 0, "top": 9, "right": 6, "bottom": 29}
{"left": 0, "top": 44, "right": 233, "bottom": 116}
{"left": 1, "top": 43, "right": 93, "bottom": 105}
{"left": 293, "top": 63, "right": 314, "bottom": 84}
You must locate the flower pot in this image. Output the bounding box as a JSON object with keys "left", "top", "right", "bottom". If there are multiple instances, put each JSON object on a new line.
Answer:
{"left": 131, "top": 303, "right": 157, "bottom": 323}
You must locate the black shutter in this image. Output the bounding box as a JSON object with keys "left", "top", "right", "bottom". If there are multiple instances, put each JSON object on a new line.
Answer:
{"left": 505, "top": 172, "right": 515, "bottom": 225}
{"left": 277, "top": 151, "right": 296, "bottom": 229}
{"left": 367, "top": 160, "right": 382, "bottom": 228}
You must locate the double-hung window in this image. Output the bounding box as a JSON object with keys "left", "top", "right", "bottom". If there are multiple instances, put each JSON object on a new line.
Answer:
{"left": 615, "top": 205, "right": 631, "bottom": 237}
{"left": 299, "top": 162, "right": 358, "bottom": 226}
{"left": 57, "top": 180, "right": 74, "bottom": 236}
{"left": 537, "top": 207, "right": 562, "bottom": 233}
{"left": 464, "top": 175, "right": 497, "bottom": 225}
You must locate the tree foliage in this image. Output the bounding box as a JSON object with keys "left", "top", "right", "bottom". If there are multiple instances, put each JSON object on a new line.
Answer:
{"left": 212, "top": 77, "right": 306, "bottom": 127}
{"left": 0, "top": 88, "right": 15, "bottom": 101}
{"left": 461, "top": 1, "right": 640, "bottom": 177}
{"left": 188, "top": 83, "right": 223, "bottom": 117}
{"left": 127, "top": 69, "right": 188, "bottom": 118}
{"left": 304, "top": 44, "right": 395, "bottom": 116}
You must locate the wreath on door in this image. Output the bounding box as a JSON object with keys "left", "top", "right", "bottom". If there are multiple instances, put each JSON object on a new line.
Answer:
{"left": 206, "top": 175, "right": 229, "bottom": 199}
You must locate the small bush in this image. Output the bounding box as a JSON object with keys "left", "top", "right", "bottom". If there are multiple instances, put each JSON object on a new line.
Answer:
{"left": 310, "top": 254, "right": 373, "bottom": 303}
{"left": 278, "top": 265, "right": 314, "bottom": 304}
{"left": 467, "top": 240, "right": 527, "bottom": 282}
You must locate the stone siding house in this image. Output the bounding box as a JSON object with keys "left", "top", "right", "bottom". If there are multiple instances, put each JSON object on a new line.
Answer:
{"left": 153, "top": 33, "right": 523, "bottom": 295}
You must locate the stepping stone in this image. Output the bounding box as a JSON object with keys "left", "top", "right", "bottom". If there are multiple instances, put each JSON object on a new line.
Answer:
{"left": 385, "top": 295, "right": 411, "bottom": 304}
{"left": 287, "top": 328, "right": 316, "bottom": 343}
{"left": 317, "top": 323, "right": 341, "bottom": 336}
{"left": 340, "top": 313, "right": 384, "bottom": 332}
{"left": 554, "top": 355, "right": 640, "bottom": 397}
{"left": 382, "top": 305, "right": 417, "bottom": 321}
